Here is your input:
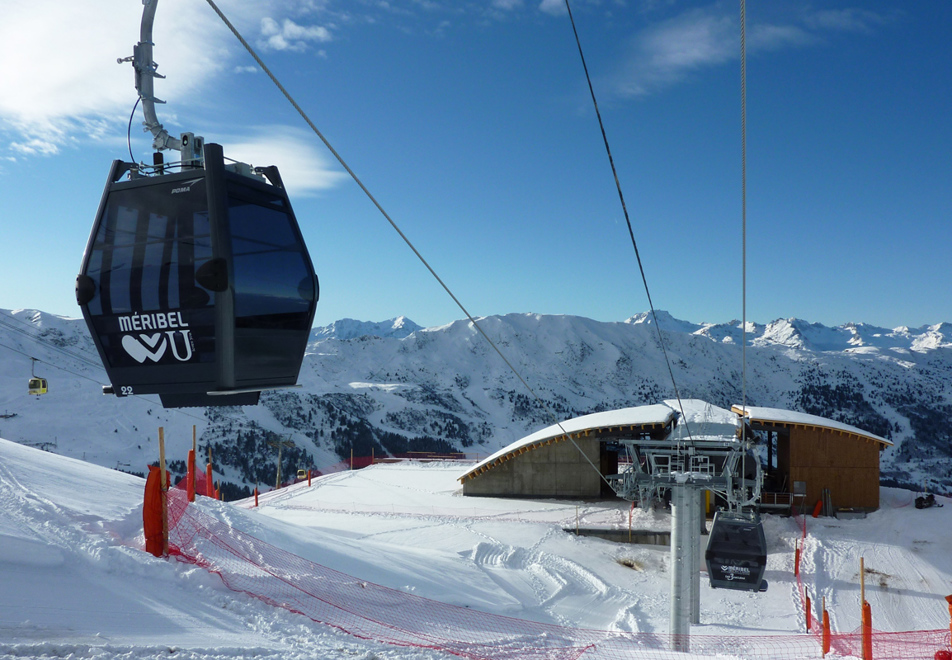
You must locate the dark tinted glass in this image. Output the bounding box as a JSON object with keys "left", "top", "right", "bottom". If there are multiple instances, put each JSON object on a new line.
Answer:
{"left": 229, "top": 195, "right": 314, "bottom": 329}
{"left": 83, "top": 178, "right": 216, "bottom": 369}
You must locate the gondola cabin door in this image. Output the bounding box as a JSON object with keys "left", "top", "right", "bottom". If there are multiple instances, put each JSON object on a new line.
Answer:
{"left": 77, "top": 143, "right": 318, "bottom": 408}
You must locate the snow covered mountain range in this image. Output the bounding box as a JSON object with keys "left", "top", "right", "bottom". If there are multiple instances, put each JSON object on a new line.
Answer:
{"left": 1, "top": 308, "right": 949, "bottom": 497}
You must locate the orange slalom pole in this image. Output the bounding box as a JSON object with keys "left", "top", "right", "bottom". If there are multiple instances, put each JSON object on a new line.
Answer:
{"left": 186, "top": 448, "right": 196, "bottom": 502}
{"left": 206, "top": 447, "right": 214, "bottom": 498}
{"left": 158, "top": 427, "right": 169, "bottom": 557}
{"left": 805, "top": 593, "right": 812, "bottom": 631}
{"left": 190, "top": 426, "right": 197, "bottom": 500}
{"left": 254, "top": 487, "right": 259, "bottom": 507}
{"left": 861, "top": 601, "right": 872, "bottom": 660}
{"left": 307, "top": 469, "right": 312, "bottom": 487}
{"left": 795, "top": 540, "right": 801, "bottom": 577}
{"left": 946, "top": 594, "right": 952, "bottom": 643}
{"left": 860, "top": 556, "right": 872, "bottom": 660}
{"left": 822, "top": 598, "right": 831, "bottom": 656}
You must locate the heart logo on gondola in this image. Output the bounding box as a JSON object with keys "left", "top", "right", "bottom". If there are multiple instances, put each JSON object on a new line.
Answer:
{"left": 122, "top": 333, "right": 167, "bottom": 363}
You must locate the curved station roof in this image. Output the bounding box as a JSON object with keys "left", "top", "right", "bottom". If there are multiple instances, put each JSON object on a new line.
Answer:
{"left": 460, "top": 400, "right": 892, "bottom": 484}
{"left": 732, "top": 405, "right": 892, "bottom": 447}
{"left": 459, "top": 403, "right": 679, "bottom": 484}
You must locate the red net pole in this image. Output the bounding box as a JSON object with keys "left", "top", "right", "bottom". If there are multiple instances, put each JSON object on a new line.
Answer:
{"left": 862, "top": 601, "right": 873, "bottom": 660}
{"left": 822, "top": 607, "right": 830, "bottom": 656}
{"left": 947, "top": 594, "right": 952, "bottom": 641}
{"left": 805, "top": 594, "right": 812, "bottom": 632}
{"left": 186, "top": 449, "right": 196, "bottom": 503}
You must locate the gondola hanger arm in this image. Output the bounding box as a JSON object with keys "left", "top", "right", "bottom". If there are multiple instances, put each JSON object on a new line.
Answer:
{"left": 120, "top": 0, "right": 204, "bottom": 166}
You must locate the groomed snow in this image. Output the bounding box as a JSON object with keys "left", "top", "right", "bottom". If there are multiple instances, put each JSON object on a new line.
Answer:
{"left": 2, "top": 437, "right": 950, "bottom": 660}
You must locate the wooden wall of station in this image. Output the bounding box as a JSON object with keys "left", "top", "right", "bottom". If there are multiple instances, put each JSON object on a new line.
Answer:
{"left": 776, "top": 425, "right": 882, "bottom": 510}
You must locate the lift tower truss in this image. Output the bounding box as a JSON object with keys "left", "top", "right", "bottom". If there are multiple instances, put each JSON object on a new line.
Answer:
{"left": 609, "top": 431, "right": 762, "bottom": 653}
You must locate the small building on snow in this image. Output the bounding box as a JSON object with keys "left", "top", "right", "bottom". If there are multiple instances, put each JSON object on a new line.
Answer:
{"left": 459, "top": 404, "right": 677, "bottom": 499}
{"left": 733, "top": 405, "right": 892, "bottom": 511}
{"left": 460, "top": 401, "right": 891, "bottom": 512}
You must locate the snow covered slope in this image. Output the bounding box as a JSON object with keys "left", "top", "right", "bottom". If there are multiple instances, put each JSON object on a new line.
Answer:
{"left": 2, "top": 438, "right": 950, "bottom": 659}
{"left": 1, "top": 308, "right": 950, "bottom": 496}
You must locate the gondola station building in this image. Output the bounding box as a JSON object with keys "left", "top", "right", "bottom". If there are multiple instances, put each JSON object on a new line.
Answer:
{"left": 458, "top": 400, "right": 892, "bottom": 513}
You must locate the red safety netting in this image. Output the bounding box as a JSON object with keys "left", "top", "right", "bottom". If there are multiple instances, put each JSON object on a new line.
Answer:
{"left": 790, "top": 512, "right": 951, "bottom": 660}
{"left": 163, "top": 490, "right": 950, "bottom": 660}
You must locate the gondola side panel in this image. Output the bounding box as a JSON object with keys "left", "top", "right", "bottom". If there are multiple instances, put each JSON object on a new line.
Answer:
{"left": 77, "top": 168, "right": 221, "bottom": 397}
{"left": 215, "top": 162, "right": 318, "bottom": 389}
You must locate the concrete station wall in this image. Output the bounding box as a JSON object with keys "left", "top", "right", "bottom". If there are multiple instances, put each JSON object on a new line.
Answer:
{"left": 462, "top": 437, "right": 602, "bottom": 498}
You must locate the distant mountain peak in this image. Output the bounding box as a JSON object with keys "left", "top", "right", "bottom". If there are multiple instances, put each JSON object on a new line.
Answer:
{"left": 311, "top": 317, "right": 422, "bottom": 341}
{"left": 624, "top": 310, "right": 701, "bottom": 334}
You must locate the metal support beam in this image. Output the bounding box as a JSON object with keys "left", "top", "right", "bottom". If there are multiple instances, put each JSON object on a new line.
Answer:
{"left": 670, "top": 484, "right": 692, "bottom": 652}
{"left": 691, "top": 489, "right": 702, "bottom": 624}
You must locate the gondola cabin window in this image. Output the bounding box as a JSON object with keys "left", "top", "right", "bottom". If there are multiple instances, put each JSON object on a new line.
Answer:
{"left": 81, "top": 176, "right": 216, "bottom": 371}
{"left": 227, "top": 186, "right": 316, "bottom": 382}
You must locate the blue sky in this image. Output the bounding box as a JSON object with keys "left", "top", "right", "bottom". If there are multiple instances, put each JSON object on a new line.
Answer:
{"left": 0, "top": 0, "right": 949, "bottom": 330}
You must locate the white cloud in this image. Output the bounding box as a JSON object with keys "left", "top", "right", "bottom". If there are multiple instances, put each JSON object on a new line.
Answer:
{"left": 538, "top": 0, "right": 566, "bottom": 17}
{"left": 0, "top": 0, "right": 318, "bottom": 157}
{"left": 609, "top": 4, "right": 856, "bottom": 98}
{"left": 747, "top": 23, "right": 813, "bottom": 53}
{"left": 804, "top": 9, "right": 892, "bottom": 34}
{"left": 222, "top": 126, "right": 348, "bottom": 197}
{"left": 260, "top": 17, "right": 333, "bottom": 52}
{"left": 614, "top": 7, "right": 736, "bottom": 97}
{"left": 492, "top": 0, "right": 525, "bottom": 11}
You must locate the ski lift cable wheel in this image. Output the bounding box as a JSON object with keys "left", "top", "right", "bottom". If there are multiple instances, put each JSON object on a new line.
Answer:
{"left": 76, "top": 0, "right": 319, "bottom": 409}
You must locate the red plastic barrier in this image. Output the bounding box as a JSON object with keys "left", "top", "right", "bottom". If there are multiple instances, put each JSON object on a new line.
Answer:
{"left": 863, "top": 601, "right": 874, "bottom": 660}
{"left": 143, "top": 465, "right": 164, "bottom": 558}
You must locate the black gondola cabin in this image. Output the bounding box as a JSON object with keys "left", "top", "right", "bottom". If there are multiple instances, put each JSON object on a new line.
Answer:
{"left": 77, "top": 143, "right": 318, "bottom": 408}
{"left": 704, "top": 511, "right": 768, "bottom": 592}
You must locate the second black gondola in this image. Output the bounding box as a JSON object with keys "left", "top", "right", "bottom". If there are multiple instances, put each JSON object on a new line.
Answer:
{"left": 76, "top": 143, "right": 319, "bottom": 408}
{"left": 704, "top": 510, "right": 768, "bottom": 592}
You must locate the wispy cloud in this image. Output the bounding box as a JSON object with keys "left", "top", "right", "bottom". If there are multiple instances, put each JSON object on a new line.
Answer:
{"left": 609, "top": 3, "right": 892, "bottom": 98}
{"left": 0, "top": 0, "right": 331, "bottom": 159}
{"left": 223, "top": 126, "right": 348, "bottom": 197}
{"left": 804, "top": 8, "right": 894, "bottom": 34}
{"left": 493, "top": 0, "right": 525, "bottom": 11}
{"left": 613, "top": 7, "right": 736, "bottom": 97}
{"left": 538, "top": 0, "right": 566, "bottom": 17}
{"left": 259, "top": 17, "right": 333, "bottom": 52}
